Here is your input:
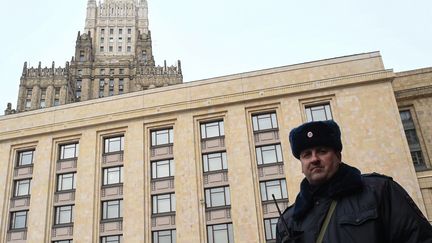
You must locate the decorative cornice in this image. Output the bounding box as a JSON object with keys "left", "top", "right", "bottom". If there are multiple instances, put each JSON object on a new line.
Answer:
{"left": 394, "top": 85, "right": 432, "bottom": 100}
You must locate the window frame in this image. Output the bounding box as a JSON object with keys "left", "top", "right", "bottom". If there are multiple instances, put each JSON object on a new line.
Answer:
{"left": 202, "top": 152, "right": 228, "bottom": 173}
{"left": 16, "top": 150, "right": 35, "bottom": 167}
{"left": 205, "top": 186, "right": 231, "bottom": 208}
{"left": 151, "top": 128, "right": 174, "bottom": 147}
{"left": 305, "top": 103, "right": 333, "bottom": 122}
{"left": 264, "top": 218, "right": 278, "bottom": 240}
{"left": 54, "top": 205, "right": 74, "bottom": 225}
{"left": 151, "top": 159, "right": 175, "bottom": 179}
{"left": 260, "top": 179, "right": 288, "bottom": 201}
{"left": 101, "top": 235, "right": 122, "bottom": 243}
{"left": 103, "top": 166, "right": 124, "bottom": 185}
{"left": 102, "top": 199, "right": 123, "bottom": 220}
{"left": 13, "top": 179, "right": 31, "bottom": 197}
{"left": 104, "top": 136, "right": 125, "bottom": 154}
{"left": 255, "top": 144, "right": 283, "bottom": 165}
{"left": 57, "top": 173, "right": 77, "bottom": 192}
{"left": 10, "top": 211, "right": 28, "bottom": 230}
{"left": 252, "top": 112, "right": 278, "bottom": 132}
{"left": 207, "top": 223, "right": 234, "bottom": 243}
{"left": 59, "top": 143, "right": 79, "bottom": 160}
{"left": 152, "top": 193, "right": 176, "bottom": 214}
{"left": 200, "top": 121, "right": 225, "bottom": 139}
{"left": 152, "top": 229, "right": 176, "bottom": 243}
{"left": 400, "top": 109, "right": 426, "bottom": 167}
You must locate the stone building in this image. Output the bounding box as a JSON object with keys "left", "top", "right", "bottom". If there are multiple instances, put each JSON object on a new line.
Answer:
{"left": 1, "top": 1, "right": 432, "bottom": 243}
{"left": 7, "top": 0, "right": 182, "bottom": 115}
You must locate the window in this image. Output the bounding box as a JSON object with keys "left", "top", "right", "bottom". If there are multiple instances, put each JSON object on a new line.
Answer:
{"left": 103, "top": 166, "right": 123, "bottom": 185}
{"left": 205, "top": 186, "right": 231, "bottom": 208}
{"left": 10, "top": 211, "right": 28, "bottom": 230}
{"left": 79, "top": 51, "right": 85, "bottom": 62}
{"left": 152, "top": 193, "right": 175, "bottom": 214}
{"left": 100, "top": 69, "right": 106, "bottom": 75}
{"left": 100, "top": 37, "right": 105, "bottom": 43}
{"left": 53, "top": 240, "right": 72, "bottom": 243}
{"left": 201, "top": 121, "right": 224, "bottom": 139}
{"left": 109, "top": 79, "right": 114, "bottom": 87}
{"left": 260, "top": 179, "right": 287, "bottom": 201}
{"left": 118, "top": 29, "right": 123, "bottom": 35}
{"left": 207, "top": 223, "right": 234, "bottom": 243}
{"left": 305, "top": 104, "right": 333, "bottom": 122}
{"left": 119, "top": 79, "right": 124, "bottom": 94}
{"left": 109, "top": 69, "right": 114, "bottom": 75}
{"left": 25, "top": 99, "right": 31, "bottom": 109}
{"left": 40, "top": 89, "right": 46, "bottom": 108}
{"left": 127, "top": 46, "right": 131, "bottom": 52}
{"left": 57, "top": 173, "right": 77, "bottom": 191}
{"left": 109, "top": 37, "right": 114, "bottom": 43}
{"left": 60, "top": 143, "right": 79, "bottom": 160}
{"left": 55, "top": 88, "right": 60, "bottom": 96}
{"left": 152, "top": 159, "right": 174, "bottom": 179}
{"left": 101, "top": 28, "right": 105, "bottom": 35}
{"left": 102, "top": 200, "right": 123, "bottom": 220}
{"left": 119, "top": 69, "right": 124, "bottom": 74}
{"left": 252, "top": 113, "right": 278, "bottom": 131}
{"left": 40, "top": 99, "right": 46, "bottom": 108}
{"left": 76, "top": 79, "right": 82, "bottom": 89}
{"left": 264, "top": 218, "right": 278, "bottom": 241}
{"left": 55, "top": 205, "right": 74, "bottom": 225}
{"left": 110, "top": 28, "right": 114, "bottom": 35}
{"left": 17, "top": 150, "right": 34, "bottom": 166}
{"left": 104, "top": 136, "right": 124, "bottom": 153}
{"left": 14, "top": 179, "right": 31, "bottom": 197}
{"left": 99, "top": 91, "right": 104, "bottom": 98}
{"left": 153, "top": 230, "right": 176, "bottom": 243}
{"left": 27, "top": 89, "right": 32, "bottom": 97}
{"left": 54, "top": 99, "right": 60, "bottom": 106}
{"left": 109, "top": 46, "right": 113, "bottom": 52}
{"left": 151, "top": 128, "right": 174, "bottom": 146}
{"left": 118, "top": 37, "right": 123, "bottom": 42}
{"left": 400, "top": 110, "right": 425, "bottom": 167}
{"left": 256, "top": 144, "right": 283, "bottom": 165}
{"left": 101, "top": 235, "right": 122, "bottom": 243}
{"left": 118, "top": 46, "right": 122, "bottom": 52}
{"left": 203, "top": 152, "right": 227, "bottom": 172}
{"left": 127, "top": 37, "right": 131, "bottom": 43}
{"left": 127, "top": 28, "right": 131, "bottom": 35}
{"left": 100, "top": 46, "right": 104, "bottom": 52}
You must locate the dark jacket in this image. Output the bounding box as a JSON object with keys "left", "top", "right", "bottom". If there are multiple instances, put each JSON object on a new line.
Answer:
{"left": 276, "top": 163, "right": 432, "bottom": 243}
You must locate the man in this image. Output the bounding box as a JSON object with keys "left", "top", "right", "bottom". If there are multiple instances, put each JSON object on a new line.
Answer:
{"left": 276, "top": 120, "right": 432, "bottom": 243}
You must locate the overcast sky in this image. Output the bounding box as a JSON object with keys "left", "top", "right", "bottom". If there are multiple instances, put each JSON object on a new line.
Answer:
{"left": 1, "top": 0, "right": 431, "bottom": 111}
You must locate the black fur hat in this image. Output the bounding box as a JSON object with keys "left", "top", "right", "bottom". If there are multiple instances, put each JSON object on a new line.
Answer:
{"left": 289, "top": 120, "right": 342, "bottom": 159}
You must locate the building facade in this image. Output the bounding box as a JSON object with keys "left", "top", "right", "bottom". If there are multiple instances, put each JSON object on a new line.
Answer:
{"left": 1, "top": 1, "right": 432, "bottom": 243}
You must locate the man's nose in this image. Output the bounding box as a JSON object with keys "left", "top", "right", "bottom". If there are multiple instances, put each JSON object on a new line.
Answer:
{"left": 310, "top": 152, "right": 320, "bottom": 163}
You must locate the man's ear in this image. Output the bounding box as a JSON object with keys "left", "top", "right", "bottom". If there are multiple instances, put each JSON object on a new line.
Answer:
{"left": 336, "top": 151, "right": 342, "bottom": 161}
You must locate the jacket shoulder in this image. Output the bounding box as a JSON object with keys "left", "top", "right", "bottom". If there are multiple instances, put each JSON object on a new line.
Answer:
{"left": 362, "top": 172, "right": 393, "bottom": 182}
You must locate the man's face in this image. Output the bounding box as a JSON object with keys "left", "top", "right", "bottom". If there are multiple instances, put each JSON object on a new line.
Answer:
{"left": 299, "top": 146, "right": 341, "bottom": 185}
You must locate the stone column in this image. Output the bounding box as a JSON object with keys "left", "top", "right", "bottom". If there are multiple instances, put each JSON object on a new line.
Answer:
{"left": 74, "top": 129, "right": 98, "bottom": 242}
{"left": 174, "top": 113, "right": 202, "bottom": 243}
{"left": 224, "top": 105, "right": 261, "bottom": 242}
{"left": 31, "top": 85, "right": 40, "bottom": 109}
{"left": 123, "top": 121, "right": 145, "bottom": 242}
{"left": 26, "top": 136, "right": 53, "bottom": 242}
{"left": 46, "top": 85, "right": 54, "bottom": 107}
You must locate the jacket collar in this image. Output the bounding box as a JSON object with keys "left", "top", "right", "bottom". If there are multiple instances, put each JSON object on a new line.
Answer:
{"left": 292, "top": 163, "right": 363, "bottom": 220}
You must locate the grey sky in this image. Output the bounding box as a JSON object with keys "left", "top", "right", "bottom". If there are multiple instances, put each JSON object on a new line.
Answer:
{"left": 1, "top": 0, "right": 431, "bottom": 111}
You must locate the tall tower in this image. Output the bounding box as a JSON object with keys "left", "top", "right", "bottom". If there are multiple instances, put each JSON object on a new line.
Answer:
{"left": 13, "top": 0, "right": 182, "bottom": 113}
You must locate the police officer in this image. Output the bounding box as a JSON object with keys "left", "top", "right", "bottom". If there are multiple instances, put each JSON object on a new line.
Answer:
{"left": 276, "top": 120, "right": 432, "bottom": 243}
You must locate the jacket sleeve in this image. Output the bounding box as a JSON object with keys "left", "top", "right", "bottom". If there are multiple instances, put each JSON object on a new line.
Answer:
{"left": 382, "top": 179, "right": 432, "bottom": 242}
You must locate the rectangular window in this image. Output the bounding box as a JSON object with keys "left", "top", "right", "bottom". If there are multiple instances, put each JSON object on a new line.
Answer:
{"left": 151, "top": 128, "right": 174, "bottom": 146}
{"left": 103, "top": 166, "right": 124, "bottom": 185}
{"left": 110, "top": 28, "right": 114, "bottom": 35}
{"left": 109, "top": 69, "right": 114, "bottom": 75}
{"left": 119, "top": 69, "right": 124, "bottom": 74}
{"left": 152, "top": 159, "right": 175, "bottom": 179}
{"left": 152, "top": 193, "right": 175, "bottom": 214}
{"left": 264, "top": 218, "right": 278, "bottom": 241}
{"left": 260, "top": 179, "right": 287, "bottom": 201}
{"left": 205, "top": 187, "right": 231, "bottom": 208}
{"left": 100, "top": 46, "right": 104, "bottom": 52}
{"left": 109, "top": 46, "right": 113, "bottom": 52}
{"left": 55, "top": 205, "right": 74, "bottom": 225}
{"left": 118, "top": 37, "right": 123, "bottom": 42}
{"left": 109, "top": 79, "right": 114, "bottom": 87}
{"left": 100, "top": 37, "right": 105, "bottom": 43}
{"left": 203, "top": 152, "right": 227, "bottom": 172}
{"left": 54, "top": 99, "right": 60, "bottom": 106}
{"left": 102, "top": 200, "right": 123, "bottom": 220}
{"left": 10, "top": 211, "right": 28, "bottom": 230}
{"left": 118, "top": 28, "right": 123, "bottom": 35}
{"left": 256, "top": 144, "right": 283, "bottom": 165}
{"left": 25, "top": 99, "right": 31, "bottom": 109}
{"left": 127, "top": 46, "right": 131, "bottom": 52}
{"left": 17, "top": 150, "right": 34, "bottom": 166}
{"left": 127, "top": 28, "right": 131, "bottom": 35}
{"left": 127, "top": 37, "right": 131, "bottom": 43}
{"left": 101, "top": 28, "right": 105, "bottom": 35}
{"left": 40, "top": 99, "right": 46, "bottom": 108}
{"left": 252, "top": 113, "right": 278, "bottom": 131}
{"left": 109, "top": 37, "right": 114, "bottom": 43}
{"left": 101, "top": 235, "right": 122, "bottom": 243}
{"left": 119, "top": 79, "right": 124, "bottom": 94}
{"left": 118, "top": 46, "right": 122, "bottom": 52}
{"left": 305, "top": 104, "right": 333, "bottom": 122}
{"left": 104, "top": 136, "right": 124, "bottom": 153}
{"left": 53, "top": 240, "right": 73, "bottom": 243}
{"left": 99, "top": 91, "right": 104, "bottom": 98}
{"left": 60, "top": 143, "right": 79, "bottom": 160}
{"left": 79, "top": 51, "right": 85, "bottom": 62}
{"left": 100, "top": 69, "right": 106, "bottom": 75}
{"left": 201, "top": 121, "right": 224, "bottom": 139}
{"left": 153, "top": 230, "right": 176, "bottom": 243}
{"left": 14, "top": 179, "right": 31, "bottom": 197}
{"left": 57, "top": 173, "right": 77, "bottom": 191}
{"left": 400, "top": 110, "right": 425, "bottom": 166}
{"left": 207, "top": 223, "right": 234, "bottom": 243}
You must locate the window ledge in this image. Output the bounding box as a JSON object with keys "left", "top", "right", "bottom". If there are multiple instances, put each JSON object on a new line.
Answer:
{"left": 101, "top": 218, "right": 123, "bottom": 223}
{"left": 52, "top": 223, "right": 74, "bottom": 228}
{"left": 7, "top": 228, "right": 27, "bottom": 233}
{"left": 151, "top": 176, "right": 174, "bottom": 182}
{"left": 11, "top": 195, "right": 31, "bottom": 200}
{"left": 203, "top": 169, "right": 228, "bottom": 175}
{"left": 257, "top": 162, "right": 284, "bottom": 168}
{"left": 102, "top": 183, "right": 124, "bottom": 189}
{"left": 205, "top": 205, "right": 231, "bottom": 211}
{"left": 151, "top": 211, "right": 176, "bottom": 218}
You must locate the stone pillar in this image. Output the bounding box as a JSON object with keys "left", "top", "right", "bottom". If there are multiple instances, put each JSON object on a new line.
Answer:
{"left": 81, "top": 78, "right": 91, "bottom": 101}
{"left": 46, "top": 85, "right": 54, "bottom": 107}
{"left": 60, "top": 85, "right": 68, "bottom": 105}
{"left": 31, "top": 85, "right": 40, "bottom": 110}
{"left": 224, "top": 105, "right": 261, "bottom": 242}
{"left": 74, "top": 129, "right": 98, "bottom": 242}
{"left": 17, "top": 84, "right": 27, "bottom": 111}
{"left": 93, "top": 78, "right": 100, "bottom": 99}
{"left": 123, "top": 122, "right": 145, "bottom": 242}
{"left": 124, "top": 77, "right": 130, "bottom": 93}
{"left": 174, "top": 113, "right": 202, "bottom": 243}
{"left": 26, "top": 136, "right": 53, "bottom": 242}
{"left": 114, "top": 78, "right": 119, "bottom": 95}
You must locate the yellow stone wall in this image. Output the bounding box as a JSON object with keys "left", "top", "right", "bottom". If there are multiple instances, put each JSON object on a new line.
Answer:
{"left": 0, "top": 52, "right": 427, "bottom": 242}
